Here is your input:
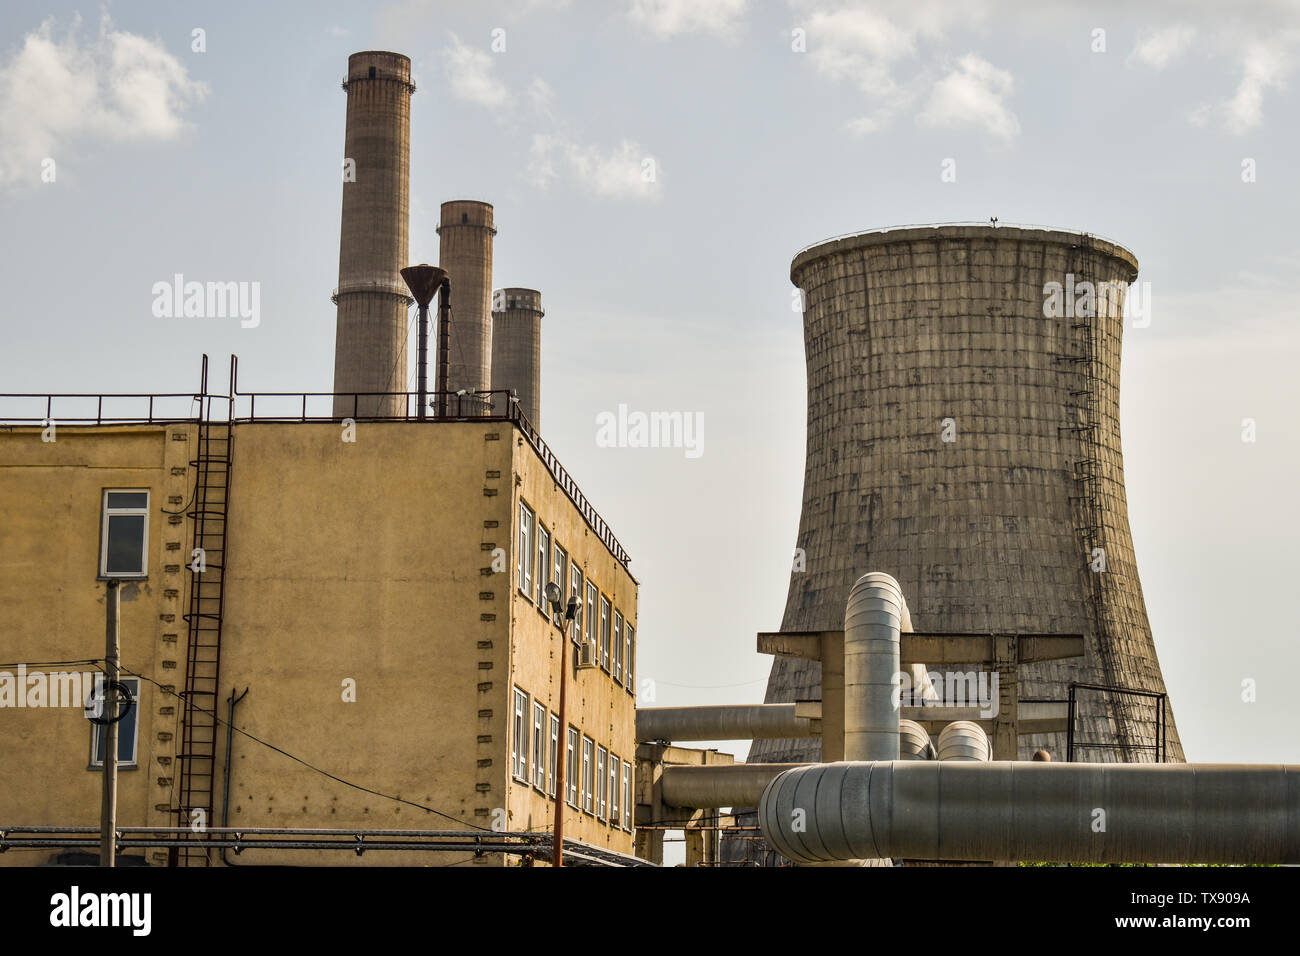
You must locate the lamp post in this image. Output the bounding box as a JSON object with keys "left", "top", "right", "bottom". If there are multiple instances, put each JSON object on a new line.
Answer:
{"left": 545, "top": 582, "right": 579, "bottom": 868}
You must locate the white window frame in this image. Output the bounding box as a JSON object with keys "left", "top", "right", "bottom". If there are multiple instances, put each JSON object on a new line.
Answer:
{"left": 100, "top": 489, "right": 150, "bottom": 579}
{"left": 622, "top": 760, "right": 632, "bottom": 830}
{"left": 553, "top": 544, "right": 568, "bottom": 617}
{"left": 625, "top": 623, "right": 635, "bottom": 694}
{"left": 596, "top": 746, "right": 608, "bottom": 821}
{"left": 582, "top": 736, "right": 595, "bottom": 814}
{"left": 585, "top": 581, "right": 598, "bottom": 658}
{"left": 536, "top": 524, "right": 550, "bottom": 609}
{"left": 609, "top": 751, "right": 620, "bottom": 827}
{"left": 512, "top": 687, "right": 529, "bottom": 782}
{"left": 89, "top": 677, "right": 141, "bottom": 768}
{"left": 532, "top": 700, "right": 547, "bottom": 791}
{"left": 518, "top": 502, "right": 535, "bottom": 598}
{"left": 548, "top": 714, "right": 560, "bottom": 797}
{"left": 613, "top": 610, "right": 624, "bottom": 683}
{"left": 566, "top": 727, "right": 579, "bottom": 807}
{"left": 570, "top": 567, "right": 585, "bottom": 644}
{"left": 599, "top": 595, "right": 611, "bottom": 671}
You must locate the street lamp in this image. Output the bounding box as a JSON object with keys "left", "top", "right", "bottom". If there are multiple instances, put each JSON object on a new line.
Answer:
{"left": 545, "top": 581, "right": 580, "bottom": 867}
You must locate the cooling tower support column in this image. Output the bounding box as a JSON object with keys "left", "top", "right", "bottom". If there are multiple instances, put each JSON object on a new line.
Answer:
{"left": 332, "top": 51, "right": 415, "bottom": 420}
{"left": 490, "top": 288, "right": 544, "bottom": 428}
{"left": 437, "top": 201, "right": 496, "bottom": 405}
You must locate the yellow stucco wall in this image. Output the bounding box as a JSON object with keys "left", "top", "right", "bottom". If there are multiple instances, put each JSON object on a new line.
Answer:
{"left": 0, "top": 424, "right": 197, "bottom": 866}
{"left": 506, "top": 432, "right": 638, "bottom": 857}
{"left": 0, "top": 419, "right": 637, "bottom": 867}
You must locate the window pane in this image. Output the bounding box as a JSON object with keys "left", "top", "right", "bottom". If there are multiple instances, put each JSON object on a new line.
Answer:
{"left": 91, "top": 679, "right": 139, "bottom": 765}
{"left": 106, "top": 492, "right": 148, "bottom": 509}
{"left": 105, "top": 514, "right": 145, "bottom": 575}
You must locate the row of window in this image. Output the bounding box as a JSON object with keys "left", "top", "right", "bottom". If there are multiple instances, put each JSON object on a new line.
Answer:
{"left": 518, "top": 501, "right": 635, "bottom": 693}
{"left": 511, "top": 686, "right": 633, "bottom": 832}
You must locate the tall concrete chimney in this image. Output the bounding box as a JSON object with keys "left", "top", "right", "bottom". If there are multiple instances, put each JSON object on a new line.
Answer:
{"left": 490, "top": 288, "right": 543, "bottom": 428}
{"left": 437, "top": 200, "right": 495, "bottom": 399}
{"left": 332, "top": 51, "right": 414, "bottom": 419}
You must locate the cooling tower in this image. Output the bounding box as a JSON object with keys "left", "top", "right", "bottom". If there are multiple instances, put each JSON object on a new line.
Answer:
{"left": 332, "top": 52, "right": 415, "bottom": 419}
{"left": 437, "top": 200, "right": 496, "bottom": 398}
{"left": 752, "top": 225, "right": 1182, "bottom": 773}
{"left": 490, "top": 288, "right": 543, "bottom": 428}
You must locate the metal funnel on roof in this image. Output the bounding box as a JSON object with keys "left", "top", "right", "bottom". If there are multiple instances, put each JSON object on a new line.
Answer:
{"left": 400, "top": 264, "right": 447, "bottom": 307}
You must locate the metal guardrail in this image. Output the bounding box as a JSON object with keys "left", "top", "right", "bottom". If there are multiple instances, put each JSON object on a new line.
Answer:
{"left": 0, "top": 362, "right": 632, "bottom": 571}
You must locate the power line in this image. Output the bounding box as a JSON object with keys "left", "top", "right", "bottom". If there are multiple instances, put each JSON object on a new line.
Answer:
{"left": 116, "top": 663, "right": 490, "bottom": 832}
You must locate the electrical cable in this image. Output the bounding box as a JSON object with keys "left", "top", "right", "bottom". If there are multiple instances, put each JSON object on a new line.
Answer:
{"left": 116, "top": 663, "right": 491, "bottom": 832}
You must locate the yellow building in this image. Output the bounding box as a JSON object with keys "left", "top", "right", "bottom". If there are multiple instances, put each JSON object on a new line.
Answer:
{"left": 0, "top": 372, "right": 638, "bottom": 866}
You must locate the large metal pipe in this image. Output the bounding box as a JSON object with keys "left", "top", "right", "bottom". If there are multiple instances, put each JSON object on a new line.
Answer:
{"left": 936, "top": 721, "right": 990, "bottom": 762}
{"left": 844, "top": 571, "right": 910, "bottom": 762}
{"left": 661, "top": 764, "right": 805, "bottom": 809}
{"left": 637, "top": 705, "right": 816, "bottom": 743}
{"left": 760, "top": 761, "right": 1300, "bottom": 864}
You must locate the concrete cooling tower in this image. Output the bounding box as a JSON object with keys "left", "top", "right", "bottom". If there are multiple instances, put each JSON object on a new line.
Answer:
{"left": 331, "top": 52, "right": 415, "bottom": 419}
{"left": 751, "top": 225, "right": 1183, "bottom": 775}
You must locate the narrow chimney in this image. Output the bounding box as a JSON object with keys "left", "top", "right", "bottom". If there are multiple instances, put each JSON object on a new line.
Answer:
{"left": 332, "top": 51, "right": 414, "bottom": 419}
{"left": 490, "top": 288, "right": 543, "bottom": 428}
{"left": 437, "top": 201, "right": 495, "bottom": 400}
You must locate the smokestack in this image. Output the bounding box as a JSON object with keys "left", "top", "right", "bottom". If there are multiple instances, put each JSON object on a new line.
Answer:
{"left": 490, "top": 288, "right": 543, "bottom": 428}
{"left": 437, "top": 201, "right": 495, "bottom": 400}
{"left": 332, "top": 51, "right": 414, "bottom": 419}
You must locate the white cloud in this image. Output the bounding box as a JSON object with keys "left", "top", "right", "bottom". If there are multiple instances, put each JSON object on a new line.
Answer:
{"left": 528, "top": 77, "right": 555, "bottom": 121}
{"left": 1128, "top": 24, "right": 1196, "bottom": 69}
{"left": 0, "top": 15, "right": 206, "bottom": 188}
{"left": 442, "top": 31, "right": 511, "bottom": 109}
{"left": 527, "top": 134, "right": 661, "bottom": 200}
{"left": 917, "top": 54, "right": 1019, "bottom": 143}
{"left": 627, "top": 0, "right": 748, "bottom": 38}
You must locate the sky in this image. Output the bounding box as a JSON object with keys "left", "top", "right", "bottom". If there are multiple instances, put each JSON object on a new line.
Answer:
{"left": 2, "top": 0, "right": 1298, "bottom": 804}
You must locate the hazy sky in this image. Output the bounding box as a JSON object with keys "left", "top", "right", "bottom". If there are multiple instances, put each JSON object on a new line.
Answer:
{"left": 2, "top": 0, "right": 1298, "bottom": 789}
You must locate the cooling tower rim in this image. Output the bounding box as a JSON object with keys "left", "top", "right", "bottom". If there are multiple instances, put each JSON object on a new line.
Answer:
{"left": 790, "top": 222, "right": 1139, "bottom": 285}
{"left": 492, "top": 288, "right": 545, "bottom": 317}
{"left": 347, "top": 50, "right": 412, "bottom": 63}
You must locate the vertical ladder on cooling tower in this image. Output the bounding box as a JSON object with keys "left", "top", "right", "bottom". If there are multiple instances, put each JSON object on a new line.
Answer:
{"left": 174, "top": 408, "right": 233, "bottom": 865}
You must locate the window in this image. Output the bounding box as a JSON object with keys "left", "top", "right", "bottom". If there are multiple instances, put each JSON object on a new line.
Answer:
{"left": 596, "top": 746, "right": 608, "bottom": 820}
{"left": 613, "top": 610, "right": 624, "bottom": 683}
{"left": 512, "top": 687, "right": 529, "bottom": 782}
{"left": 581, "top": 736, "right": 595, "bottom": 814}
{"left": 609, "top": 752, "right": 620, "bottom": 827}
{"left": 536, "top": 524, "right": 550, "bottom": 608}
{"left": 599, "top": 595, "right": 611, "bottom": 671}
{"left": 622, "top": 760, "right": 632, "bottom": 830}
{"left": 553, "top": 544, "right": 568, "bottom": 614}
{"left": 100, "top": 490, "right": 149, "bottom": 578}
{"left": 585, "top": 582, "right": 598, "bottom": 658}
{"left": 566, "top": 727, "right": 579, "bottom": 807}
{"left": 625, "top": 623, "right": 635, "bottom": 694}
{"left": 517, "top": 502, "right": 535, "bottom": 598}
{"left": 570, "top": 567, "right": 584, "bottom": 643}
{"left": 548, "top": 714, "right": 560, "bottom": 797}
{"left": 89, "top": 677, "right": 141, "bottom": 768}
{"left": 532, "top": 701, "right": 547, "bottom": 791}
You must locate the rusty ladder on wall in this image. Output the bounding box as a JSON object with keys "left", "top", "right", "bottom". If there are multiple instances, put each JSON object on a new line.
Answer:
{"left": 173, "top": 357, "right": 234, "bottom": 865}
